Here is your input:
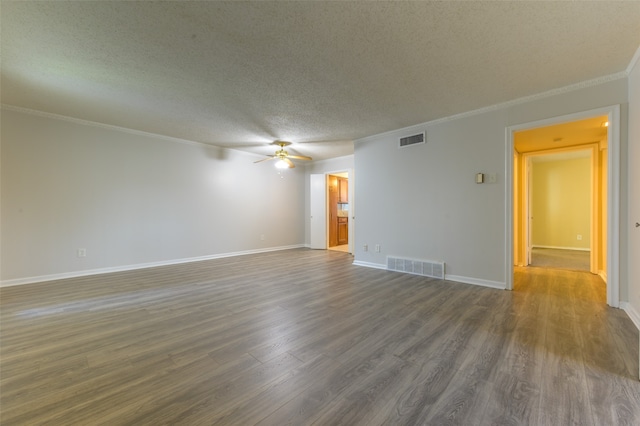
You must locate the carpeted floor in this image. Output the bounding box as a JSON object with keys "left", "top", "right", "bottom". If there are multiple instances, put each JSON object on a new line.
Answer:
{"left": 530, "top": 247, "right": 590, "bottom": 271}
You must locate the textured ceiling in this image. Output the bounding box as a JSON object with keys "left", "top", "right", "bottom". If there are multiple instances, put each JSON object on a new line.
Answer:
{"left": 2, "top": 1, "right": 639, "bottom": 161}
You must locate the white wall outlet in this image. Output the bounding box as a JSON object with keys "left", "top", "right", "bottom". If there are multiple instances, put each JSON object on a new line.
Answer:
{"left": 577, "top": 234, "right": 582, "bottom": 240}
{"left": 363, "top": 244, "right": 368, "bottom": 252}
{"left": 77, "top": 248, "right": 86, "bottom": 257}
{"left": 375, "top": 244, "right": 381, "bottom": 253}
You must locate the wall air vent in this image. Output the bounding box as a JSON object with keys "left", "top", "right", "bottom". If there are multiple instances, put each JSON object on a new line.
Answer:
{"left": 387, "top": 256, "right": 445, "bottom": 280}
{"left": 399, "top": 132, "right": 425, "bottom": 148}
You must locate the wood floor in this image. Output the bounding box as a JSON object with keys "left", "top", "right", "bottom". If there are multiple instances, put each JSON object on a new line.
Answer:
{"left": 1, "top": 248, "right": 638, "bottom": 425}
{"left": 530, "top": 248, "right": 590, "bottom": 272}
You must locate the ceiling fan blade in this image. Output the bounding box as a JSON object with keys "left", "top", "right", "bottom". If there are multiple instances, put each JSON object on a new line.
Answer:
{"left": 287, "top": 155, "right": 312, "bottom": 161}
{"left": 254, "top": 156, "right": 276, "bottom": 164}
{"left": 284, "top": 158, "right": 295, "bottom": 168}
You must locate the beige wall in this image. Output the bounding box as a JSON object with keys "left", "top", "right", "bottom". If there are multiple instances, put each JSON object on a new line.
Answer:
{"left": 354, "top": 76, "right": 628, "bottom": 291}
{"left": 531, "top": 157, "right": 591, "bottom": 250}
{"left": 1, "top": 109, "right": 307, "bottom": 284}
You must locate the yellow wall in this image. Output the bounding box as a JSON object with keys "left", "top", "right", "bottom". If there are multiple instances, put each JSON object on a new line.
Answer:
{"left": 531, "top": 157, "right": 591, "bottom": 250}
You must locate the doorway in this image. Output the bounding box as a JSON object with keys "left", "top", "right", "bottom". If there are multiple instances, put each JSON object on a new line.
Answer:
{"left": 506, "top": 105, "right": 621, "bottom": 307}
{"left": 523, "top": 147, "right": 598, "bottom": 274}
{"left": 310, "top": 169, "right": 355, "bottom": 254}
{"left": 327, "top": 173, "right": 350, "bottom": 252}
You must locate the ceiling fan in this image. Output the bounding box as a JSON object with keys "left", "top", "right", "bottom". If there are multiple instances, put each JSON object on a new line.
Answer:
{"left": 254, "top": 141, "right": 312, "bottom": 169}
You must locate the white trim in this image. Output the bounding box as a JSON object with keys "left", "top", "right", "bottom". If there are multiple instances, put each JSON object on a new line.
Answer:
{"left": 1, "top": 104, "right": 217, "bottom": 149}
{"left": 532, "top": 245, "right": 591, "bottom": 252}
{"left": 626, "top": 45, "right": 640, "bottom": 75}
{"left": 505, "top": 105, "right": 621, "bottom": 307}
{"left": 444, "top": 275, "right": 506, "bottom": 290}
{"left": 2, "top": 103, "right": 344, "bottom": 163}
{"left": 598, "top": 271, "right": 607, "bottom": 284}
{"left": 505, "top": 129, "right": 514, "bottom": 290}
{"left": 357, "top": 72, "right": 626, "bottom": 144}
{"left": 353, "top": 261, "right": 505, "bottom": 290}
{"left": 607, "top": 106, "right": 621, "bottom": 308}
{"left": 0, "top": 245, "right": 305, "bottom": 287}
{"left": 351, "top": 260, "right": 387, "bottom": 270}
{"left": 620, "top": 302, "right": 640, "bottom": 331}
{"left": 304, "top": 154, "right": 355, "bottom": 169}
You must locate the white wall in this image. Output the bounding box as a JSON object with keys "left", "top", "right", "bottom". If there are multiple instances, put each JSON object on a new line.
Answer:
{"left": 354, "top": 77, "right": 629, "bottom": 292}
{"left": 628, "top": 52, "right": 640, "bottom": 325}
{"left": 1, "top": 109, "right": 306, "bottom": 284}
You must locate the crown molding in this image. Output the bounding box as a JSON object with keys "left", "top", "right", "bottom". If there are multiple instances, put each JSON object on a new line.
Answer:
{"left": 0, "top": 104, "right": 213, "bottom": 149}
{"left": 356, "top": 71, "right": 627, "bottom": 144}
{"left": 627, "top": 44, "right": 640, "bottom": 75}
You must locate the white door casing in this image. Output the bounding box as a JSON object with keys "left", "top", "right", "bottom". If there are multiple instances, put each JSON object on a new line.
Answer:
{"left": 348, "top": 168, "right": 355, "bottom": 254}
{"left": 506, "top": 105, "right": 620, "bottom": 307}
{"left": 310, "top": 174, "right": 327, "bottom": 249}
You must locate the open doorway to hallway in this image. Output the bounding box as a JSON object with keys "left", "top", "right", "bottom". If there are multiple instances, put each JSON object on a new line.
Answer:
{"left": 513, "top": 115, "right": 608, "bottom": 279}
{"left": 506, "top": 105, "right": 621, "bottom": 308}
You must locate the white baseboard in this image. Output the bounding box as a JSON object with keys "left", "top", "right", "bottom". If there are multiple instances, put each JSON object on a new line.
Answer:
{"left": 352, "top": 261, "right": 506, "bottom": 290}
{"left": 598, "top": 270, "right": 607, "bottom": 283}
{"left": 444, "top": 274, "right": 506, "bottom": 290}
{"left": 620, "top": 302, "right": 640, "bottom": 331}
{"left": 351, "top": 260, "right": 387, "bottom": 270}
{"left": 0, "top": 244, "right": 305, "bottom": 287}
{"left": 532, "top": 245, "right": 590, "bottom": 252}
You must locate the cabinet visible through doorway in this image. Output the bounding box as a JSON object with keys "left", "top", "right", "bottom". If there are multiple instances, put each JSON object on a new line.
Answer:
{"left": 328, "top": 175, "right": 348, "bottom": 247}
{"left": 338, "top": 178, "right": 348, "bottom": 203}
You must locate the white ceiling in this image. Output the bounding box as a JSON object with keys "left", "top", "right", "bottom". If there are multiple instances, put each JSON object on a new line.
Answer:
{"left": 2, "top": 1, "right": 639, "bottom": 161}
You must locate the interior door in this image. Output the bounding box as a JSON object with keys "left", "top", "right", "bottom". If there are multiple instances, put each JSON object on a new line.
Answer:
{"left": 310, "top": 174, "right": 327, "bottom": 249}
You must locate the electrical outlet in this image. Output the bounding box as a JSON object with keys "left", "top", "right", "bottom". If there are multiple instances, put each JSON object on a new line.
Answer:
{"left": 375, "top": 244, "right": 381, "bottom": 253}
{"left": 77, "top": 248, "right": 86, "bottom": 257}
{"left": 363, "top": 244, "right": 368, "bottom": 252}
{"left": 577, "top": 234, "right": 582, "bottom": 241}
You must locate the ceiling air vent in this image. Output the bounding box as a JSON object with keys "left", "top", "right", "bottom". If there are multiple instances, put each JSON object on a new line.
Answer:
{"left": 399, "top": 132, "right": 425, "bottom": 148}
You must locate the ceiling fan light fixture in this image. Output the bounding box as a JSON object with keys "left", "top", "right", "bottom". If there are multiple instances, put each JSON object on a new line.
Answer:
{"left": 253, "top": 140, "right": 310, "bottom": 168}
{"left": 275, "top": 159, "right": 290, "bottom": 169}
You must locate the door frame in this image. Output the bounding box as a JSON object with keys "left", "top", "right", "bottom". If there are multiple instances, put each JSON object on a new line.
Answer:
{"left": 520, "top": 144, "right": 599, "bottom": 273}
{"left": 309, "top": 169, "right": 354, "bottom": 254}
{"left": 505, "top": 105, "right": 620, "bottom": 307}
{"left": 310, "top": 174, "right": 327, "bottom": 249}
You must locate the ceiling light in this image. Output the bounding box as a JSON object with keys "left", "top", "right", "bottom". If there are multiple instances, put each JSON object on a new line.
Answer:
{"left": 275, "top": 159, "right": 289, "bottom": 169}
{"left": 602, "top": 121, "right": 609, "bottom": 127}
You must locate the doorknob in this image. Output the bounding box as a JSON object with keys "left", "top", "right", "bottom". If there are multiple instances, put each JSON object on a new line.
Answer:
{"left": 636, "top": 222, "right": 640, "bottom": 228}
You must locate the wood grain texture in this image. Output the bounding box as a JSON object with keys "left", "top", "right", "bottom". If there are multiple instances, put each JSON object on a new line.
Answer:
{"left": 1, "top": 249, "right": 638, "bottom": 425}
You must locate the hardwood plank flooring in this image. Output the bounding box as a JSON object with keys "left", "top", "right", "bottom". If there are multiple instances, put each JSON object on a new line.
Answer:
{"left": 1, "top": 248, "right": 638, "bottom": 425}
